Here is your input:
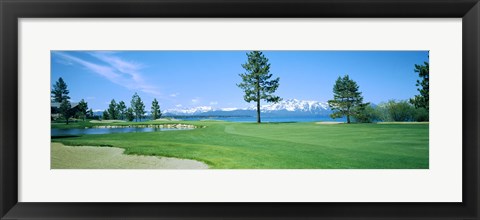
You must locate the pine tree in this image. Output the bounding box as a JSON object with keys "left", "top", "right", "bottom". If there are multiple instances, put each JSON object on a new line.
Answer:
{"left": 130, "top": 92, "right": 145, "bottom": 122}
{"left": 51, "top": 77, "right": 70, "bottom": 103}
{"left": 151, "top": 98, "right": 162, "bottom": 120}
{"left": 410, "top": 62, "right": 429, "bottom": 110}
{"left": 117, "top": 101, "right": 127, "bottom": 120}
{"left": 327, "top": 75, "right": 368, "bottom": 124}
{"left": 237, "top": 51, "right": 281, "bottom": 123}
{"left": 126, "top": 107, "right": 135, "bottom": 122}
{"left": 77, "top": 99, "right": 88, "bottom": 121}
{"left": 108, "top": 99, "right": 119, "bottom": 120}
{"left": 102, "top": 110, "right": 110, "bottom": 120}
{"left": 52, "top": 77, "right": 72, "bottom": 124}
{"left": 59, "top": 99, "right": 72, "bottom": 124}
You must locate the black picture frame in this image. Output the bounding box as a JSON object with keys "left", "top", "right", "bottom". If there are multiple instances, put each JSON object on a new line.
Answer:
{"left": 1, "top": 0, "right": 479, "bottom": 219}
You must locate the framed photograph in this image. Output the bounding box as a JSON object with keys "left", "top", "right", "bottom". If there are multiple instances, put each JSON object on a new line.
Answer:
{"left": 1, "top": 0, "right": 479, "bottom": 219}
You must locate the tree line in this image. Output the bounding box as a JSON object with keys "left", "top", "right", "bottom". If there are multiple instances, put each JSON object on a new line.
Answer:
{"left": 102, "top": 93, "right": 162, "bottom": 122}
{"left": 237, "top": 51, "right": 429, "bottom": 123}
{"left": 51, "top": 78, "right": 162, "bottom": 124}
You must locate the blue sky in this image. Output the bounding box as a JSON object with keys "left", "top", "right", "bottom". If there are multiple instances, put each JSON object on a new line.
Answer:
{"left": 51, "top": 51, "right": 429, "bottom": 111}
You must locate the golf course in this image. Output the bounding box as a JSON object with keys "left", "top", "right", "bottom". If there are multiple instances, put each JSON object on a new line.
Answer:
{"left": 51, "top": 120, "right": 429, "bottom": 169}
{"left": 50, "top": 50, "right": 430, "bottom": 169}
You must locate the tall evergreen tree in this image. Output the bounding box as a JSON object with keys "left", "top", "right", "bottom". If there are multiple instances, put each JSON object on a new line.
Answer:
{"left": 410, "top": 62, "right": 429, "bottom": 110}
{"left": 117, "top": 101, "right": 127, "bottom": 120}
{"left": 130, "top": 92, "right": 145, "bottom": 122}
{"left": 328, "top": 75, "right": 368, "bottom": 124}
{"left": 126, "top": 107, "right": 135, "bottom": 122}
{"left": 102, "top": 110, "right": 110, "bottom": 120}
{"left": 108, "top": 99, "right": 119, "bottom": 120}
{"left": 151, "top": 98, "right": 162, "bottom": 120}
{"left": 237, "top": 51, "right": 281, "bottom": 123}
{"left": 51, "top": 77, "right": 70, "bottom": 103}
{"left": 51, "top": 77, "right": 72, "bottom": 124}
{"left": 59, "top": 99, "right": 73, "bottom": 124}
{"left": 77, "top": 99, "right": 88, "bottom": 121}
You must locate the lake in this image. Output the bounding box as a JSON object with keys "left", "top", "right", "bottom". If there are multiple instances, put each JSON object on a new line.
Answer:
{"left": 51, "top": 116, "right": 345, "bottom": 137}
{"left": 175, "top": 116, "right": 346, "bottom": 123}
{"left": 51, "top": 127, "right": 193, "bottom": 136}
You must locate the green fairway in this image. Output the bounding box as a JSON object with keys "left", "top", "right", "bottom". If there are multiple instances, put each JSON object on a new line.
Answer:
{"left": 52, "top": 121, "right": 429, "bottom": 169}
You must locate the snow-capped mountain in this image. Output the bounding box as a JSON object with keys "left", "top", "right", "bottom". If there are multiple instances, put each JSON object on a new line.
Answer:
{"left": 220, "top": 107, "right": 240, "bottom": 111}
{"left": 163, "top": 106, "right": 213, "bottom": 115}
{"left": 164, "top": 99, "right": 331, "bottom": 116}
{"left": 252, "top": 99, "right": 329, "bottom": 113}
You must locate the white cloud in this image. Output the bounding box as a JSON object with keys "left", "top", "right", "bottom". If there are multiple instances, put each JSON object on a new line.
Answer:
{"left": 210, "top": 101, "right": 218, "bottom": 105}
{"left": 55, "top": 58, "right": 73, "bottom": 66}
{"left": 55, "top": 52, "right": 161, "bottom": 97}
{"left": 89, "top": 52, "right": 144, "bottom": 82}
{"left": 175, "top": 104, "right": 182, "bottom": 107}
{"left": 170, "top": 93, "right": 179, "bottom": 97}
{"left": 191, "top": 98, "right": 200, "bottom": 103}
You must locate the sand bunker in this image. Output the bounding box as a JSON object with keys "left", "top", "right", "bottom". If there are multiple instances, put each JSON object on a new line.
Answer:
{"left": 51, "top": 143, "right": 208, "bottom": 169}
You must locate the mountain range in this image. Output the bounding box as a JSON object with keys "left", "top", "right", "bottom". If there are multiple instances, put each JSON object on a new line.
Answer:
{"left": 163, "top": 99, "right": 332, "bottom": 117}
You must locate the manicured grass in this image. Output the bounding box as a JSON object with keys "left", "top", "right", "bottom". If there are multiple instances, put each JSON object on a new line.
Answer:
{"left": 52, "top": 121, "right": 429, "bottom": 169}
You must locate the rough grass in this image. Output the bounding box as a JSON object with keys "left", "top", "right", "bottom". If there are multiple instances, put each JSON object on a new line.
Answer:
{"left": 52, "top": 121, "right": 429, "bottom": 169}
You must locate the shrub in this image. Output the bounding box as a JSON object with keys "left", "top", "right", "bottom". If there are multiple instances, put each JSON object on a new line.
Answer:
{"left": 353, "top": 104, "right": 379, "bottom": 123}
{"left": 376, "top": 100, "right": 416, "bottom": 122}
{"left": 414, "top": 107, "right": 429, "bottom": 122}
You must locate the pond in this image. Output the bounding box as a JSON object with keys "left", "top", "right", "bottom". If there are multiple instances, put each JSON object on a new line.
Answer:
{"left": 51, "top": 127, "right": 193, "bottom": 137}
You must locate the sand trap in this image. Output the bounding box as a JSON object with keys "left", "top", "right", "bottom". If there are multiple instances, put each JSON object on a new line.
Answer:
{"left": 315, "top": 121, "right": 344, "bottom": 125}
{"left": 51, "top": 143, "right": 208, "bottom": 169}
